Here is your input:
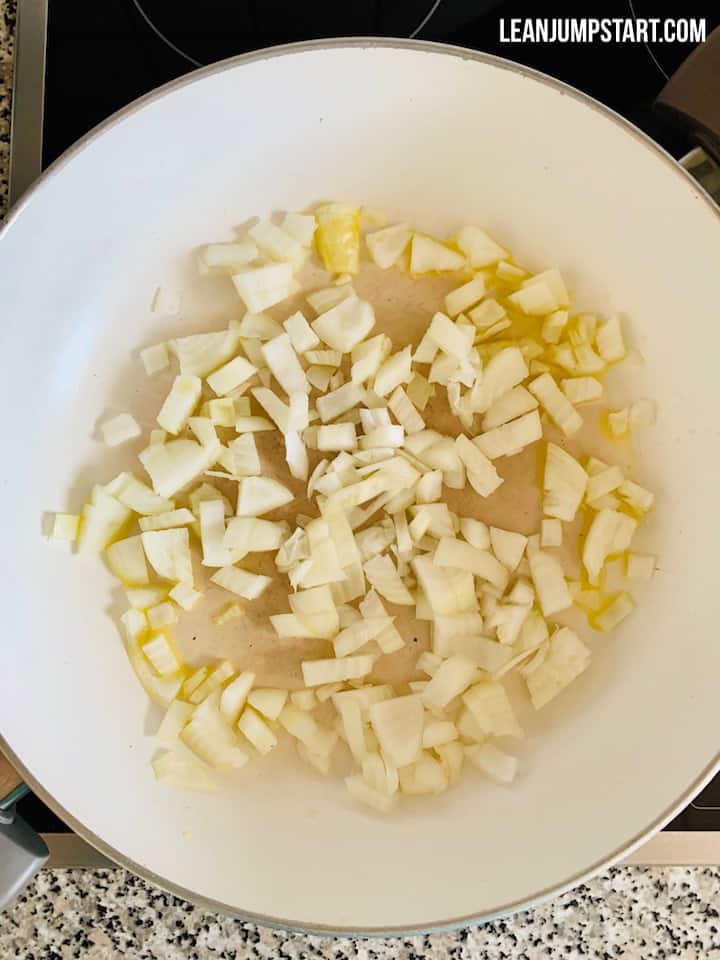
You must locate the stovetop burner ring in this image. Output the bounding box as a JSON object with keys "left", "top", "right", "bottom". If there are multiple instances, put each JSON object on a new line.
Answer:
{"left": 129, "top": 0, "right": 448, "bottom": 69}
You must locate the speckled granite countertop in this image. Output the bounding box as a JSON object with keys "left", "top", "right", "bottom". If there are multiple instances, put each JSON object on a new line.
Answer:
{"left": 1, "top": 2, "right": 720, "bottom": 957}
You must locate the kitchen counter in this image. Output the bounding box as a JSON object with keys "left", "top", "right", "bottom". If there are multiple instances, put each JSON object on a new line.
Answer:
{"left": 1, "top": 866, "right": 719, "bottom": 958}
{"left": 1, "top": 1, "right": 720, "bottom": 956}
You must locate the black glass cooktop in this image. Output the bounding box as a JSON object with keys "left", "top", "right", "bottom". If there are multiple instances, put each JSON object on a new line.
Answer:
{"left": 10, "top": 0, "right": 720, "bottom": 835}
{"left": 35, "top": 0, "right": 718, "bottom": 172}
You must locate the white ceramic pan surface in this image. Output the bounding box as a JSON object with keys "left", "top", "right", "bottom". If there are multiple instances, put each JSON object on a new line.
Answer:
{"left": 1, "top": 41, "right": 719, "bottom": 934}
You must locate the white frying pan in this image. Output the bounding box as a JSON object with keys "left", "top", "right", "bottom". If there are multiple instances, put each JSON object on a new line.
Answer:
{"left": 1, "top": 38, "right": 720, "bottom": 935}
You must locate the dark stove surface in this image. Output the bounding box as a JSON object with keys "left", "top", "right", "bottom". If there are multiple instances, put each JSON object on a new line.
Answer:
{"left": 15, "top": 0, "right": 720, "bottom": 836}
{"left": 43, "top": 0, "right": 719, "bottom": 169}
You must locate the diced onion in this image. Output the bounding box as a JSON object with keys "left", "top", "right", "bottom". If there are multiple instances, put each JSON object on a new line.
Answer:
{"left": 101, "top": 413, "right": 142, "bottom": 447}
{"left": 410, "top": 234, "right": 465, "bottom": 274}
{"left": 528, "top": 373, "right": 582, "bottom": 436}
{"left": 365, "top": 223, "right": 412, "bottom": 269}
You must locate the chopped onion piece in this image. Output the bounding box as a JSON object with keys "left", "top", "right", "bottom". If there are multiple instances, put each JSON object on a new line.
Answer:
{"left": 619, "top": 480, "right": 654, "bottom": 515}
{"left": 454, "top": 435, "right": 502, "bottom": 497}
{"left": 434, "top": 538, "right": 509, "bottom": 591}
{"left": 142, "top": 631, "right": 182, "bottom": 677}
{"left": 247, "top": 688, "right": 288, "bottom": 721}
{"left": 469, "top": 299, "right": 506, "bottom": 330}
{"left": 155, "top": 700, "right": 194, "bottom": 748}
{"left": 279, "top": 704, "right": 337, "bottom": 756}
{"left": 466, "top": 742, "right": 517, "bottom": 785}
{"left": 126, "top": 635, "right": 183, "bottom": 707}
{"left": 363, "top": 554, "right": 414, "bottom": 605}
{"left": 168, "top": 581, "right": 203, "bottom": 611}
{"left": 459, "top": 517, "right": 490, "bottom": 550}
{"left": 333, "top": 617, "right": 392, "bottom": 656}
{"left": 434, "top": 632, "right": 512, "bottom": 674}
{"left": 528, "top": 373, "right": 582, "bottom": 436}
{"left": 360, "top": 426, "right": 404, "bottom": 450}
{"left": 583, "top": 508, "right": 625, "bottom": 582}
{"left": 181, "top": 693, "right": 249, "bottom": 772}
{"left": 232, "top": 262, "right": 294, "bottom": 313}
{"left": 233, "top": 416, "right": 274, "bottom": 433}
{"left": 261, "top": 333, "right": 308, "bottom": 396}
{"left": 541, "top": 309, "right": 568, "bottom": 344}
{"left": 281, "top": 212, "right": 316, "bottom": 247}
{"left": 400, "top": 753, "right": 449, "bottom": 795}
{"left": 249, "top": 220, "right": 305, "bottom": 269}
{"left": 410, "top": 234, "right": 465, "bottom": 274}
{"left": 428, "top": 313, "right": 473, "bottom": 361}
{"left": 482, "top": 386, "right": 538, "bottom": 430}
{"left": 541, "top": 518, "right": 562, "bottom": 548}
{"left": 306, "top": 365, "right": 333, "bottom": 392}
{"left": 234, "top": 313, "right": 284, "bottom": 341}
{"left": 302, "top": 655, "right": 375, "bottom": 687}
{"left": 317, "top": 423, "right": 357, "bottom": 451}
{"left": 170, "top": 329, "right": 239, "bottom": 378}
{"left": 223, "top": 434, "right": 260, "bottom": 478}
{"left": 445, "top": 274, "right": 487, "bottom": 317}
{"left": 351, "top": 333, "right": 392, "bottom": 385}
{"left": 283, "top": 310, "right": 319, "bottom": 353}
{"left": 156, "top": 375, "right": 202, "bottom": 435}
{"left": 315, "top": 202, "right": 360, "bottom": 274}
{"left": 415, "top": 470, "right": 442, "bottom": 505}
{"left": 607, "top": 407, "right": 629, "bottom": 437}
{"left": 463, "top": 677, "right": 523, "bottom": 738}
{"left": 561, "top": 376, "right": 603, "bottom": 405}
{"left": 369, "top": 695, "right": 423, "bottom": 767}
{"left": 455, "top": 225, "right": 507, "bottom": 267}
{"left": 596, "top": 313, "right": 626, "bottom": 362}
{"left": 206, "top": 356, "right": 256, "bottom": 396}
{"left": 593, "top": 592, "right": 635, "bottom": 632}
{"left": 317, "top": 382, "right": 364, "bottom": 422}
{"left": 236, "top": 477, "right": 293, "bottom": 517}
{"left": 312, "top": 297, "right": 375, "bottom": 354}
{"left": 520, "top": 268, "right": 569, "bottom": 310}
{"left": 374, "top": 346, "right": 413, "bottom": 398}
{"left": 189, "top": 482, "right": 232, "bottom": 518}
{"left": 422, "top": 655, "right": 477, "bottom": 709}
{"left": 140, "top": 342, "right": 169, "bottom": 376}
{"left": 468, "top": 347, "right": 528, "bottom": 414}
{"left": 528, "top": 548, "right": 572, "bottom": 616}
{"left": 525, "top": 627, "right": 590, "bottom": 708}
{"left": 412, "top": 555, "right": 478, "bottom": 615}
{"left": 200, "top": 240, "right": 257, "bottom": 271}
{"left": 113, "top": 473, "right": 174, "bottom": 515}
{"left": 284, "top": 431, "right": 308, "bottom": 481}
{"left": 543, "top": 443, "right": 587, "bottom": 522}
{"left": 125, "top": 586, "right": 168, "bottom": 610}
{"left": 141, "top": 528, "right": 192, "bottom": 583}
{"left": 77, "top": 489, "right": 132, "bottom": 552}
{"left": 147, "top": 601, "right": 179, "bottom": 629}
{"left": 356, "top": 524, "right": 394, "bottom": 560}
{"left": 211, "top": 565, "right": 271, "bottom": 600}
{"left": 586, "top": 465, "right": 624, "bottom": 503}
{"left": 306, "top": 285, "right": 353, "bottom": 316}
{"left": 365, "top": 222, "right": 412, "bottom": 269}
{"left": 199, "top": 499, "right": 232, "bottom": 567}
{"left": 238, "top": 706, "right": 278, "bottom": 754}
{"left": 106, "top": 535, "right": 149, "bottom": 585}
{"left": 387, "top": 386, "right": 425, "bottom": 435}
{"left": 489, "top": 527, "right": 527, "bottom": 572}
{"left": 101, "top": 413, "right": 142, "bottom": 447}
